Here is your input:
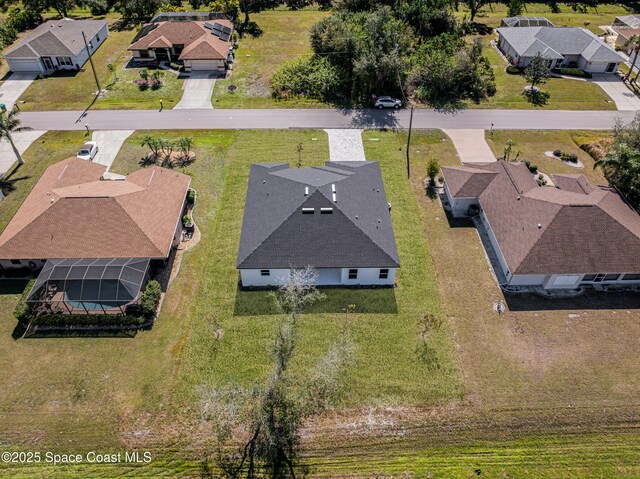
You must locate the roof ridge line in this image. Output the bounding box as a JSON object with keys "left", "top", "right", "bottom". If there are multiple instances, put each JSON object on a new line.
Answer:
{"left": 112, "top": 197, "right": 165, "bottom": 257}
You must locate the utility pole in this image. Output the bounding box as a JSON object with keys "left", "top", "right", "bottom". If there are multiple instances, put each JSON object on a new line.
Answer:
{"left": 82, "top": 31, "right": 101, "bottom": 93}
{"left": 406, "top": 106, "right": 414, "bottom": 179}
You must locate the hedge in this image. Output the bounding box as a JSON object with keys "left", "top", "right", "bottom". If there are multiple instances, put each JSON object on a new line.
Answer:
{"left": 141, "top": 280, "right": 162, "bottom": 318}
{"left": 13, "top": 279, "right": 35, "bottom": 322}
{"left": 506, "top": 65, "right": 522, "bottom": 75}
{"left": 29, "top": 313, "right": 148, "bottom": 327}
{"left": 551, "top": 68, "right": 592, "bottom": 79}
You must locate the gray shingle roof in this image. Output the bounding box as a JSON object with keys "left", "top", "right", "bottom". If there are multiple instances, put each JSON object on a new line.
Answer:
{"left": 614, "top": 15, "right": 640, "bottom": 29}
{"left": 442, "top": 162, "right": 640, "bottom": 275}
{"left": 497, "top": 26, "right": 624, "bottom": 63}
{"left": 501, "top": 16, "right": 554, "bottom": 28}
{"left": 5, "top": 19, "right": 106, "bottom": 59}
{"left": 237, "top": 162, "right": 400, "bottom": 269}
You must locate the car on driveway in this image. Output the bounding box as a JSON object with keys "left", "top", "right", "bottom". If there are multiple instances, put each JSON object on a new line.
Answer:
{"left": 374, "top": 96, "right": 402, "bottom": 109}
{"left": 77, "top": 141, "right": 98, "bottom": 161}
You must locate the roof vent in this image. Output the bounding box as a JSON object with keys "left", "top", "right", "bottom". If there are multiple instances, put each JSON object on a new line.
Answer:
{"left": 332, "top": 192, "right": 337, "bottom": 203}
{"left": 517, "top": 196, "right": 521, "bottom": 201}
{"left": 302, "top": 207, "right": 315, "bottom": 214}
{"left": 537, "top": 223, "right": 542, "bottom": 229}
{"left": 331, "top": 183, "right": 336, "bottom": 192}
{"left": 320, "top": 207, "right": 333, "bottom": 214}
{"left": 304, "top": 186, "right": 309, "bottom": 196}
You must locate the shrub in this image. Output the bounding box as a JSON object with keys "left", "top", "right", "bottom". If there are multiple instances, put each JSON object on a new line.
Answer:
{"left": 426, "top": 158, "right": 440, "bottom": 183}
{"left": 551, "top": 68, "right": 592, "bottom": 79}
{"left": 564, "top": 152, "right": 578, "bottom": 163}
{"left": 553, "top": 148, "right": 562, "bottom": 157}
{"left": 271, "top": 56, "right": 342, "bottom": 100}
{"left": 186, "top": 189, "right": 196, "bottom": 204}
{"left": 528, "top": 163, "right": 538, "bottom": 173}
{"left": 140, "top": 280, "right": 162, "bottom": 318}
{"left": 183, "top": 214, "right": 192, "bottom": 225}
{"left": 523, "top": 159, "right": 531, "bottom": 167}
{"left": 537, "top": 177, "right": 547, "bottom": 186}
{"left": 505, "top": 65, "right": 521, "bottom": 75}
{"left": 30, "top": 313, "right": 147, "bottom": 327}
{"left": 13, "top": 279, "right": 35, "bottom": 322}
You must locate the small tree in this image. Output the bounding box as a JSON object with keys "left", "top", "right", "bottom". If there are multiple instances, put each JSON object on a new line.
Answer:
{"left": 139, "top": 68, "right": 149, "bottom": 83}
{"left": 507, "top": 0, "right": 525, "bottom": 17}
{"left": 140, "top": 134, "right": 161, "bottom": 159}
{"left": 426, "top": 158, "right": 440, "bottom": 185}
{"left": 524, "top": 53, "right": 550, "bottom": 92}
{"left": 503, "top": 139, "right": 515, "bottom": 161}
{"left": 158, "top": 138, "right": 174, "bottom": 162}
{"left": 295, "top": 143, "right": 303, "bottom": 168}
{"left": 0, "top": 107, "right": 32, "bottom": 166}
{"left": 107, "top": 63, "right": 117, "bottom": 84}
{"left": 151, "top": 69, "right": 164, "bottom": 84}
{"left": 177, "top": 137, "right": 194, "bottom": 159}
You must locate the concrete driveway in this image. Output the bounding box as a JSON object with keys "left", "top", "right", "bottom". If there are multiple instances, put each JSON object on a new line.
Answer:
{"left": 0, "top": 72, "right": 37, "bottom": 110}
{"left": 443, "top": 129, "right": 497, "bottom": 164}
{"left": 0, "top": 130, "right": 45, "bottom": 176}
{"left": 91, "top": 130, "right": 134, "bottom": 170}
{"left": 174, "top": 72, "right": 216, "bottom": 109}
{"left": 590, "top": 74, "right": 640, "bottom": 111}
{"left": 324, "top": 129, "right": 366, "bottom": 162}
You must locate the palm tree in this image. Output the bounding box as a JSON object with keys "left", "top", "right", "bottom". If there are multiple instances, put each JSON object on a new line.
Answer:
{"left": 594, "top": 142, "right": 640, "bottom": 206}
{"left": 624, "top": 34, "right": 640, "bottom": 82}
{"left": 0, "top": 106, "right": 32, "bottom": 167}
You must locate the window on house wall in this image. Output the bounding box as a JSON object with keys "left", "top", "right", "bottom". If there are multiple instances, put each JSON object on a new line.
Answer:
{"left": 603, "top": 274, "right": 621, "bottom": 281}
{"left": 348, "top": 269, "right": 358, "bottom": 280}
{"left": 96, "top": 33, "right": 100, "bottom": 42}
{"left": 622, "top": 273, "right": 640, "bottom": 281}
{"left": 379, "top": 268, "right": 389, "bottom": 279}
{"left": 139, "top": 51, "right": 150, "bottom": 58}
{"left": 10, "top": 260, "right": 21, "bottom": 265}
{"left": 57, "top": 56, "right": 72, "bottom": 66}
{"left": 260, "top": 269, "right": 270, "bottom": 276}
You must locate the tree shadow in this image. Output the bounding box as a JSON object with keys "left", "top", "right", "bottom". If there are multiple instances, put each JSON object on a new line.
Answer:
{"left": 523, "top": 89, "right": 550, "bottom": 106}
{"left": 0, "top": 174, "right": 31, "bottom": 196}
{"left": 343, "top": 108, "right": 401, "bottom": 129}
{"left": 234, "top": 284, "right": 398, "bottom": 316}
{"left": 237, "top": 21, "right": 263, "bottom": 38}
{"left": 415, "top": 343, "right": 440, "bottom": 371}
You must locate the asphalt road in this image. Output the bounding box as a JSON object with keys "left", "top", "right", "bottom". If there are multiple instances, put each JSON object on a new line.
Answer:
{"left": 18, "top": 108, "right": 636, "bottom": 131}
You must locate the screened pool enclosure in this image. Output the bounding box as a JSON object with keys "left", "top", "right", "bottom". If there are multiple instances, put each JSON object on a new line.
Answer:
{"left": 27, "top": 258, "right": 151, "bottom": 314}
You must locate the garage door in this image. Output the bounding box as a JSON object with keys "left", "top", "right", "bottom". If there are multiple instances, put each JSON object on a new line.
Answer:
{"left": 190, "top": 60, "right": 222, "bottom": 71}
{"left": 7, "top": 58, "right": 42, "bottom": 72}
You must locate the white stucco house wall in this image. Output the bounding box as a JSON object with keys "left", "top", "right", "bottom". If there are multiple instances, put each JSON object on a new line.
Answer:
{"left": 236, "top": 162, "right": 400, "bottom": 287}
{"left": 496, "top": 25, "right": 624, "bottom": 72}
{"left": 5, "top": 19, "right": 108, "bottom": 73}
{"left": 441, "top": 162, "right": 640, "bottom": 290}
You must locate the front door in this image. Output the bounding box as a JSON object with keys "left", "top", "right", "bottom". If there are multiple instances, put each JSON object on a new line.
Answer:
{"left": 41, "top": 56, "right": 54, "bottom": 70}
{"left": 606, "top": 62, "right": 616, "bottom": 73}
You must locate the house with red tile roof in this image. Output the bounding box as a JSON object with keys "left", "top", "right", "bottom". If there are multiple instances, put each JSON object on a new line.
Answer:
{"left": 442, "top": 161, "right": 640, "bottom": 290}
{"left": 128, "top": 12, "right": 234, "bottom": 72}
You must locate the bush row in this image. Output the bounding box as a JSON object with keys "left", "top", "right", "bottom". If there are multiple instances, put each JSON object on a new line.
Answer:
{"left": 551, "top": 68, "right": 592, "bottom": 79}
{"left": 553, "top": 149, "right": 579, "bottom": 163}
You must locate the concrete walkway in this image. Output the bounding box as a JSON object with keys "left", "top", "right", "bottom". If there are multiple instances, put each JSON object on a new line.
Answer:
{"left": 0, "top": 130, "right": 45, "bottom": 176}
{"left": 91, "top": 130, "right": 134, "bottom": 170}
{"left": 174, "top": 72, "right": 216, "bottom": 109}
{"left": 443, "top": 129, "right": 497, "bottom": 164}
{"left": 590, "top": 74, "right": 640, "bottom": 111}
{"left": 0, "top": 72, "right": 37, "bottom": 110}
{"left": 324, "top": 129, "right": 366, "bottom": 162}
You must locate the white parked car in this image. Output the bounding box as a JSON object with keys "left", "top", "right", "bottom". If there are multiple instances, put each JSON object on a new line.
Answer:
{"left": 374, "top": 96, "right": 402, "bottom": 109}
{"left": 77, "top": 141, "right": 99, "bottom": 161}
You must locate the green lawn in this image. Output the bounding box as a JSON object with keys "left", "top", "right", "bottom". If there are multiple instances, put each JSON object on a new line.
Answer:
{"left": 484, "top": 129, "right": 609, "bottom": 185}
{"left": 211, "top": 8, "right": 331, "bottom": 109}
{"left": 458, "top": 2, "right": 632, "bottom": 34}
{"left": 470, "top": 43, "right": 617, "bottom": 110}
{"left": 18, "top": 26, "right": 185, "bottom": 111}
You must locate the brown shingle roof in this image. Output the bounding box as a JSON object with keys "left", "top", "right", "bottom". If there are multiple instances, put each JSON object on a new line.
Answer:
{"left": 442, "top": 162, "right": 640, "bottom": 275}
{"left": 5, "top": 19, "right": 107, "bottom": 58}
{"left": 128, "top": 19, "right": 233, "bottom": 61}
{"left": 0, "top": 157, "right": 190, "bottom": 260}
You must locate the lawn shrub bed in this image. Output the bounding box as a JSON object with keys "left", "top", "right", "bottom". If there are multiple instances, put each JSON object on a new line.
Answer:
{"left": 552, "top": 68, "right": 592, "bottom": 79}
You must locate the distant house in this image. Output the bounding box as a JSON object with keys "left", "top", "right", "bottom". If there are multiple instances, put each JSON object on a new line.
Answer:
{"left": 236, "top": 162, "right": 400, "bottom": 287}
{"left": 614, "top": 27, "right": 640, "bottom": 54}
{"left": 500, "top": 16, "right": 554, "bottom": 28}
{"left": 613, "top": 14, "right": 640, "bottom": 30}
{"left": 128, "top": 12, "right": 234, "bottom": 73}
{"left": 496, "top": 26, "right": 624, "bottom": 72}
{"left": 442, "top": 161, "right": 640, "bottom": 290}
{"left": 5, "top": 18, "right": 108, "bottom": 73}
{"left": 0, "top": 157, "right": 190, "bottom": 313}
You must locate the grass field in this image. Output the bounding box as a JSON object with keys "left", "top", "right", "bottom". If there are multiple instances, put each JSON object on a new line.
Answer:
{"left": 471, "top": 44, "right": 617, "bottom": 110}
{"left": 1, "top": 128, "right": 640, "bottom": 477}
{"left": 211, "top": 8, "right": 330, "bottom": 109}
{"left": 484, "top": 129, "right": 609, "bottom": 185}
{"left": 458, "top": 2, "right": 632, "bottom": 34}
{"left": 17, "top": 26, "right": 185, "bottom": 111}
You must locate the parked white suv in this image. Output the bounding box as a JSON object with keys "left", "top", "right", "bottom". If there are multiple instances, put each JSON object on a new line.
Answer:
{"left": 77, "top": 141, "right": 99, "bottom": 161}
{"left": 374, "top": 96, "right": 402, "bottom": 109}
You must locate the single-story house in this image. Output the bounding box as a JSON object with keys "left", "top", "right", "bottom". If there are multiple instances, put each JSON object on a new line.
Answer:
{"left": 236, "top": 162, "right": 400, "bottom": 287}
{"left": 496, "top": 26, "right": 625, "bottom": 72}
{"left": 5, "top": 18, "right": 108, "bottom": 73}
{"left": 613, "top": 26, "right": 640, "bottom": 54}
{"left": 128, "top": 12, "right": 233, "bottom": 72}
{"left": 500, "top": 16, "right": 554, "bottom": 28}
{"left": 441, "top": 161, "right": 640, "bottom": 290}
{"left": 0, "top": 157, "right": 190, "bottom": 313}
